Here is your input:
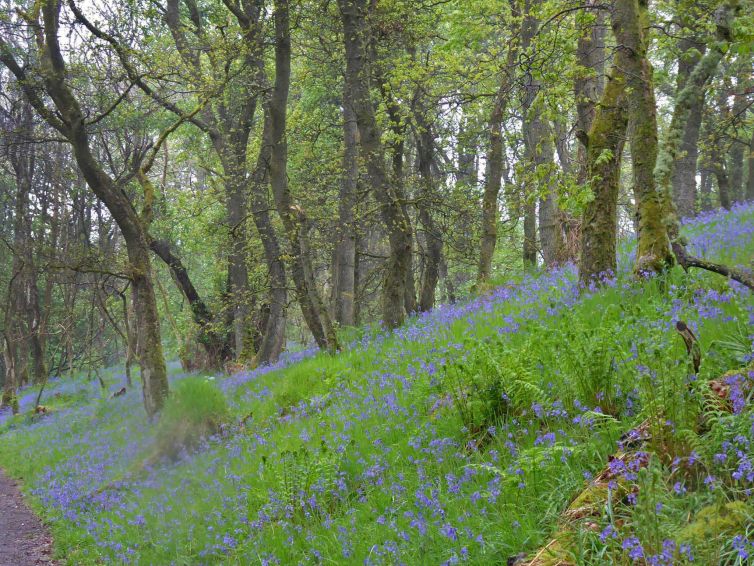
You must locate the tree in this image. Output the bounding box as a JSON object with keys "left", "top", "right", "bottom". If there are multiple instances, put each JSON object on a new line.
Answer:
{"left": 339, "top": 0, "right": 414, "bottom": 329}
{"left": 0, "top": 0, "right": 169, "bottom": 416}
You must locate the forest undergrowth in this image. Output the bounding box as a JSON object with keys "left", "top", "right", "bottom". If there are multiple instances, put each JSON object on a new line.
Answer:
{"left": 2, "top": 203, "right": 754, "bottom": 565}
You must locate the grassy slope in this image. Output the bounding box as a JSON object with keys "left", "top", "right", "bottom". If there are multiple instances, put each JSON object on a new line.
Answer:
{"left": 1, "top": 204, "right": 754, "bottom": 565}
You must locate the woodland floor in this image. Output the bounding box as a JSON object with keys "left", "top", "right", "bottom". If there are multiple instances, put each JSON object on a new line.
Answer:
{"left": 0, "top": 468, "right": 55, "bottom": 566}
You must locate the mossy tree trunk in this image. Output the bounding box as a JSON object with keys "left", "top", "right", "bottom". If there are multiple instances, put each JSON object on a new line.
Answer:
{"left": 574, "top": 1, "right": 606, "bottom": 185}
{"left": 655, "top": 0, "right": 739, "bottom": 236}
{"left": 670, "top": 35, "right": 706, "bottom": 219}
{"left": 578, "top": 56, "right": 628, "bottom": 281}
{"left": 331, "top": 82, "right": 358, "bottom": 327}
{"left": 615, "top": 0, "right": 673, "bottom": 274}
{"left": 747, "top": 128, "right": 754, "bottom": 201}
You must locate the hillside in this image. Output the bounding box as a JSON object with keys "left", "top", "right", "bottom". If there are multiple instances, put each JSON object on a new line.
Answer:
{"left": 2, "top": 203, "right": 754, "bottom": 565}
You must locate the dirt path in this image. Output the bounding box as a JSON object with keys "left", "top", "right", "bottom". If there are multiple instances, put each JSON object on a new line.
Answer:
{"left": 0, "top": 469, "right": 55, "bottom": 565}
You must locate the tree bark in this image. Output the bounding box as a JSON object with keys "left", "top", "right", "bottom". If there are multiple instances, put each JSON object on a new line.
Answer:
{"left": 747, "top": 128, "right": 754, "bottom": 201}
{"left": 615, "top": 0, "right": 673, "bottom": 274}
{"left": 268, "top": 0, "right": 338, "bottom": 353}
{"left": 331, "top": 82, "right": 358, "bottom": 327}
{"left": 579, "top": 5, "right": 629, "bottom": 281}
{"left": 729, "top": 84, "right": 748, "bottom": 202}
{"left": 700, "top": 167, "right": 713, "bottom": 211}
{"left": 521, "top": 7, "right": 564, "bottom": 268}
{"left": 670, "top": 37, "right": 706, "bottom": 219}
{"left": 339, "top": 0, "right": 413, "bottom": 329}
{"left": 478, "top": 84, "right": 508, "bottom": 284}
{"left": 478, "top": 3, "right": 521, "bottom": 283}
{"left": 574, "top": 2, "right": 606, "bottom": 182}
{"left": 250, "top": 117, "right": 288, "bottom": 365}
{"left": 415, "top": 111, "right": 443, "bottom": 312}
{"left": 655, "top": 0, "right": 738, "bottom": 237}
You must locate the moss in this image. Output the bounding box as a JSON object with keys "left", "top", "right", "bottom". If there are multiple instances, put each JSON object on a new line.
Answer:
{"left": 527, "top": 530, "right": 576, "bottom": 566}
{"left": 678, "top": 501, "right": 751, "bottom": 546}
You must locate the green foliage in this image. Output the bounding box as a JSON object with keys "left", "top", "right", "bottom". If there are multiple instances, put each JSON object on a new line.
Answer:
{"left": 155, "top": 377, "right": 229, "bottom": 458}
{"left": 273, "top": 444, "right": 344, "bottom": 521}
{"left": 441, "top": 337, "right": 546, "bottom": 438}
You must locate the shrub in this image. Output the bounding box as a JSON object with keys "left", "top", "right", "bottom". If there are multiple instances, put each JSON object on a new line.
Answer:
{"left": 155, "top": 376, "right": 229, "bottom": 458}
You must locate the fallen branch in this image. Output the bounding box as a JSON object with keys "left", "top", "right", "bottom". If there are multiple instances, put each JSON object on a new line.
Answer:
{"left": 672, "top": 242, "right": 754, "bottom": 291}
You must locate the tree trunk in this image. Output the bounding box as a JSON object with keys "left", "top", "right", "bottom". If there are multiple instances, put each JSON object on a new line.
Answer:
{"left": 1, "top": 0, "right": 170, "bottom": 416}
{"left": 332, "top": 82, "right": 358, "bottom": 327}
{"left": 729, "top": 84, "right": 748, "bottom": 202}
{"left": 699, "top": 168, "right": 713, "bottom": 211}
{"left": 268, "top": 0, "right": 338, "bottom": 353}
{"left": 477, "top": 3, "right": 523, "bottom": 282}
{"left": 655, "top": 0, "right": 738, "bottom": 237}
{"left": 747, "top": 128, "right": 754, "bottom": 201}
{"left": 670, "top": 37, "right": 706, "bottom": 219}
{"left": 221, "top": 152, "right": 252, "bottom": 360}
{"left": 415, "top": 112, "right": 443, "bottom": 312}
{"left": 478, "top": 84, "right": 507, "bottom": 285}
{"left": 574, "top": 2, "right": 606, "bottom": 182}
{"left": 714, "top": 163, "right": 732, "bottom": 210}
{"left": 339, "top": 0, "right": 412, "bottom": 329}
{"left": 615, "top": 0, "right": 673, "bottom": 274}
{"left": 247, "top": 117, "right": 288, "bottom": 365}
{"left": 579, "top": 6, "right": 629, "bottom": 281}
{"left": 521, "top": 7, "right": 564, "bottom": 268}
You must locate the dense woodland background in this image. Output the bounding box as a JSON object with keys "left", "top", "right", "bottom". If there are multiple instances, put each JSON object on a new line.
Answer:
{"left": 0, "top": 0, "right": 753, "bottom": 415}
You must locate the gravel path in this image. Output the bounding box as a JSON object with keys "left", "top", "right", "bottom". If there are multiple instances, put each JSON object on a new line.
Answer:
{"left": 0, "top": 468, "right": 55, "bottom": 565}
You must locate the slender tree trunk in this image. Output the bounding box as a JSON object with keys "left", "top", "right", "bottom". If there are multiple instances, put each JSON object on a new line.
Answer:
{"left": 522, "top": 201, "right": 538, "bottom": 269}
{"left": 615, "top": 0, "right": 673, "bottom": 274}
{"left": 579, "top": 5, "right": 629, "bottom": 281}
{"left": 521, "top": 6, "right": 564, "bottom": 268}
{"left": 729, "top": 87, "right": 748, "bottom": 202}
{"left": 747, "top": 128, "right": 754, "bottom": 201}
{"left": 700, "top": 168, "right": 713, "bottom": 211}
{"left": 670, "top": 38, "right": 706, "bottom": 219}
{"left": 250, "top": 118, "right": 288, "bottom": 365}
{"left": 478, "top": 85, "right": 507, "bottom": 285}
{"left": 478, "top": 6, "right": 521, "bottom": 283}
{"left": 268, "top": 0, "right": 338, "bottom": 352}
{"left": 220, "top": 152, "right": 252, "bottom": 360}
{"left": 122, "top": 289, "right": 135, "bottom": 387}
{"left": 713, "top": 162, "right": 732, "bottom": 210}
{"left": 332, "top": 82, "right": 358, "bottom": 326}
{"left": 339, "top": 0, "right": 412, "bottom": 329}
{"left": 574, "top": 2, "right": 606, "bottom": 183}
{"left": 415, "top": 112, "right": 443, "bottom": 311}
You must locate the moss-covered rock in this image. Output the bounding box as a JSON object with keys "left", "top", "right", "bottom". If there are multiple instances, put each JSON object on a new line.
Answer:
{"left": 678, "top": 501, "right": 752, "bottom": 546}
{"left": 526, "top": 530, "right": 576, "bottom": 566}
